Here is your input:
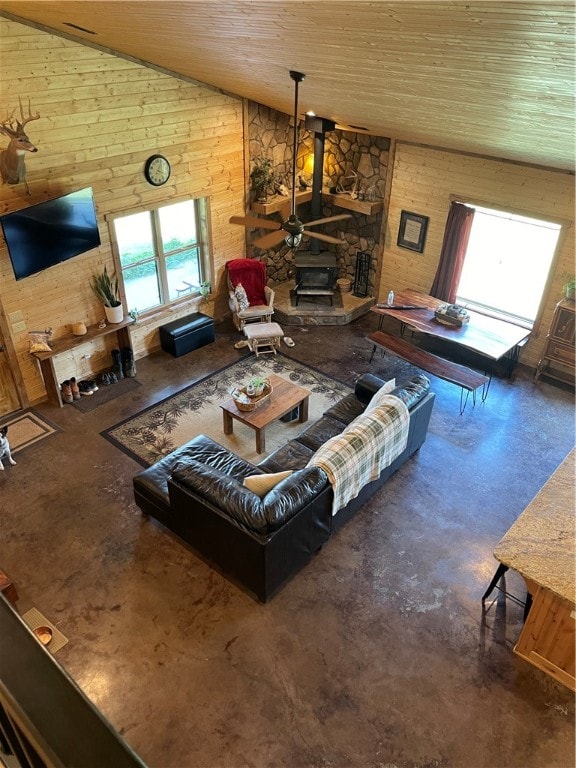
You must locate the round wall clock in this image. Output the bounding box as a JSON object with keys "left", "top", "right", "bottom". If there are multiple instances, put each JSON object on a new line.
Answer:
{"left": 144, "top": 154, "right": 171, "bottom": 186}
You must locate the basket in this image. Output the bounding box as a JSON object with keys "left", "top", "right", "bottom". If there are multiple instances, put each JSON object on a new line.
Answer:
{"left": 434, "top": 311, "right": 469, "bottom": 327}
{"left": 233, "top": 380, "right": 273, "bottom": 411}
{"left": 434, "top": 303, "right": 470, "bottom": 327}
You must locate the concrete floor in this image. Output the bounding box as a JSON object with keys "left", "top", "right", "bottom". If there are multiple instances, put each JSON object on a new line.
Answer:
{"left": 2, "top": 313, "right": 575, "bottom": 768}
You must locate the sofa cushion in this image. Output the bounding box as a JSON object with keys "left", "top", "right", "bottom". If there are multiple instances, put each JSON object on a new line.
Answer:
{"left": 295, "top": 415, "right": 345, "bottom": 452}
{"left": 258, "top": 439, "right": 314, "bottom": 473}
{"left": 243, "top": 470, "right": 293, "bottom": 497}
{"left": 171, "top": 461, "right": 328, "bottom": 535}
{"left": 323, "top": 393, "right": 366, "bottom": 426}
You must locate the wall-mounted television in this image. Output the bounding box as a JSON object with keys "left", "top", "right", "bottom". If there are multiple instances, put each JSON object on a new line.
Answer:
{"left": 0, "top": 187, "right": 101, "bottom": 281}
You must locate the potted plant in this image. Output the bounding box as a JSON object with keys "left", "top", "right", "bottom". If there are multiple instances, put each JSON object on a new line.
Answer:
{"left": 246, "top": 375, "right": 269, "bottom": 397}
{"left": 563, "top": 275, "right": 575, "bottom": 301}
{"left": 250, "top": 157, "right": 276, "bottom": 203}
{"left": 90, "top": 266, "right": 124, "bottom": 323}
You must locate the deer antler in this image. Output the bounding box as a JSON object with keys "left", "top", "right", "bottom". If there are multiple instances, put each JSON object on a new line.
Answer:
{"left": 0, "top": 111, "right": 20, "bottom": 138}
{"left": 17, "top": 96, "right": 40, "bottom": 129}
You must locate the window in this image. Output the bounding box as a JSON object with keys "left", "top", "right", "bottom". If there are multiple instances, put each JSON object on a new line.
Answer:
{"left": 456, "top": 205, "right": 561, "bottom": 328}
{"left": 109, "top": 198, "right": 211, "bottom": 314}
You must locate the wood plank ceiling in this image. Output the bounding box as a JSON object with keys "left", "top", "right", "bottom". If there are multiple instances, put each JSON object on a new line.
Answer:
{"left": 1, "top": 1, "right": 574, "bottom": 171}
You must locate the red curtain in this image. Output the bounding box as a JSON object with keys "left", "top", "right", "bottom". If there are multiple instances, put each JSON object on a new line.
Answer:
{"left": 430, "top": 202, "right": 475, "bottom": 303}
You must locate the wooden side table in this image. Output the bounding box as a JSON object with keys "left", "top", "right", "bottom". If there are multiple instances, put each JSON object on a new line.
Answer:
{"left": 220, "top": 374, "right": 309, "bottom": 454}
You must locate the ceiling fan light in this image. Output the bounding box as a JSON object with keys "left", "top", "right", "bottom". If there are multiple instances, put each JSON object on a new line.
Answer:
{"left": 285, "top": 233, "right": 302, "bottom": 248}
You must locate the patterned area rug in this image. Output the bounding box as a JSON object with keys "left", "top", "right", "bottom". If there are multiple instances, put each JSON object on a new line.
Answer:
{"left": 0, "top": 409, "right": 61, "bottom": 455}
{"left": 102, "top": 355, "right": 351, "bottom": 466}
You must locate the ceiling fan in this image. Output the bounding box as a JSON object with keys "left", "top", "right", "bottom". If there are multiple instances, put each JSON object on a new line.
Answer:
{"left": 230, "top": 70, "right": 351, "bottom": 250}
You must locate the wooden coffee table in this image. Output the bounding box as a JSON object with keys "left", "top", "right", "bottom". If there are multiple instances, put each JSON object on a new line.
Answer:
{"left": 220, "top": 374, "right": 310, "bottom": 454}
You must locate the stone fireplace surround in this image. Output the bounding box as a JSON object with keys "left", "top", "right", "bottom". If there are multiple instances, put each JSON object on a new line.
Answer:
{"left": 247, "top": 101, "right": 389, "bottom": 324}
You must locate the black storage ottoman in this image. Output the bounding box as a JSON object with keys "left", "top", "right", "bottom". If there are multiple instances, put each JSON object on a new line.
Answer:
{"left": 159, "top": 312, "right": 215, "bottom": 357}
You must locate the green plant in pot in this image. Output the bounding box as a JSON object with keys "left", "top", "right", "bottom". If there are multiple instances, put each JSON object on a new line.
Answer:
{"left": 90, "top": 266, "right": 124, "bottom": 323}
{"left": 246, "top": 375, "right": 269, "bottom": 396}
{"left": 250, "top": 157, "right": 276, "bottom": 203}
{"left": 563, "top": 275, "right": 576, "bottom": 301}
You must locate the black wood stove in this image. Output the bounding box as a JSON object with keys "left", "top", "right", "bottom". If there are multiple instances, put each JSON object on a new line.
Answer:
{"left": 293, "top": 115, "right": 338, "bottom": 305}
{"left": 294, "top": 252, "right": 337, "bottom": 305}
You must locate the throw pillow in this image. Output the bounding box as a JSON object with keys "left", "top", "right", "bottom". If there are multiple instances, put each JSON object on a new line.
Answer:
{"left": 365, "top": 379, "right": 396, "bottom": 412}
{"left": 234, "top": 283, "right": 249, "bottom": 311}
{"left": 243, "top": 470, "right": 293, "bottom": 498}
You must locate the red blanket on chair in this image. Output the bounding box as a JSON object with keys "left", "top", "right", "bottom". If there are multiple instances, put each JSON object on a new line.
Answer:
{"left": 227, "top": 259, "right": 267, "bottom": 306}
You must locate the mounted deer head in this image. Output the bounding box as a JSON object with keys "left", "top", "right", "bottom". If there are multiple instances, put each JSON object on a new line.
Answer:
{"left": 0, "top": 97, "right": 41, "bottom": 195}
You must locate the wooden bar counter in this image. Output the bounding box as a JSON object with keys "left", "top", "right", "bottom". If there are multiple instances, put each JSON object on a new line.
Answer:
{"left": 494, "top": 448, "right": 575, "bottom": 690}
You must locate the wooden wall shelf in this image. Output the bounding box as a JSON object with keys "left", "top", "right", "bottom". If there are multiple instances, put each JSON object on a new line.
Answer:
{"left": 251, "top": 191, "right": 311, "bottom": 215}
{"left": 321, "top": 190, "right": 383, "bottom": 215}
{"left": 250, "top": 189, "right": 382, "bottom": 217}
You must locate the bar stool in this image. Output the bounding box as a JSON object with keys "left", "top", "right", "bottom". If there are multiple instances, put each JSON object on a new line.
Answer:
{"left": 481, "top": 563, "right": 532, "bottom": 621}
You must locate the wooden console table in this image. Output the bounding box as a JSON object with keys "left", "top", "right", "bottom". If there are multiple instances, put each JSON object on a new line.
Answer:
{"left": 485, "top": 449, "right": 575, "bottom": 690}
{"left": 32, "top": 317, "right": 134, "bottom": 407}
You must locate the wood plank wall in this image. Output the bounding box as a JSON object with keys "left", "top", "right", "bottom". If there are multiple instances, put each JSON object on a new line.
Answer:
{"left": 0, "top": 19, "right": 246, "bottom": 406}
{"left": 380, "top": 143, "right": 575, "bottom": 368}
{"left": 1, "top": 18, "right": 573, "bottom": 407}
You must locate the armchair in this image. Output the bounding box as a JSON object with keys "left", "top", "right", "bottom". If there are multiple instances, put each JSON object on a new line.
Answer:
{"left": 227, "top": 258, "right": 275, "bottom": 331}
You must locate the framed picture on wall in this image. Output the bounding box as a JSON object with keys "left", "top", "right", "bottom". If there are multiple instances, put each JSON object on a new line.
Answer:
{"left": 397, "top": 210, "right": 429, "bottom": 253}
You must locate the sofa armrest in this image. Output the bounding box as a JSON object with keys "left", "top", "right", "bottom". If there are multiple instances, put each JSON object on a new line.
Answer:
{"left": 354, "top": 373, "right": 388, "bottom": 404}
{"left": 170, "top": 461, "right": 328, "bottom": 535}
{"left": 264, "top": 285, "right": 275, "bottom": 308}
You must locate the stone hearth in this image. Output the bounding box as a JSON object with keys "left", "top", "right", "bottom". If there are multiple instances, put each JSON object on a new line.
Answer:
{"left": 273, "top": 280, "right": 374, "bottom": 326}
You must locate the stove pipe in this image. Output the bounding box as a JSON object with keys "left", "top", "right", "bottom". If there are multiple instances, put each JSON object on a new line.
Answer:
{"left": 304, "top": 115, "right": 335, "bottom": 255}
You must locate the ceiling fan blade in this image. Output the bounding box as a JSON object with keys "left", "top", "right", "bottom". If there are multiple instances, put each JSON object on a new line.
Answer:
{"left": 229, "top": 215, "right": 281, "bottom": 231}
{"left": 305, "top": 214, "right": 352, "bottom": 228}
{"left": 306, "top": 231, "right": 345, "bottom": 246}
{"left": 252, "top": 229, "right": 288, "bottom": 249}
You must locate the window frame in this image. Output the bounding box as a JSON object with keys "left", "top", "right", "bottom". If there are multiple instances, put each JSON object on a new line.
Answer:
{"left": 450, "top": 196, "right": 565, "bottom": 330}
{"left": 106, "top": 196, "right": 212, "bottom": 316}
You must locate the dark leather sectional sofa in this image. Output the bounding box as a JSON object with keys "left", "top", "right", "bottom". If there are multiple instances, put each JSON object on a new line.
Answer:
{"left": 133, "top": 373, "right": 435, "bottom": 601}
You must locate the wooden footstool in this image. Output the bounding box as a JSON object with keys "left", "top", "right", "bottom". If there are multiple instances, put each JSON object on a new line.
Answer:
{"left": 243, "top": 322, "right": 284, "bottom": 356}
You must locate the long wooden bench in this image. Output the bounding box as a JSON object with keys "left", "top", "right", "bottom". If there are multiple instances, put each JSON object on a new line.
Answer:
{"left": 368, "top": 330, "right": 489, "bottom": 413}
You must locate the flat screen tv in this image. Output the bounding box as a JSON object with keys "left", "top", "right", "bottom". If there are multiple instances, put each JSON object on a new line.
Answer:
{"left": 0, "top": 187, "right": 101, "bottom": 281}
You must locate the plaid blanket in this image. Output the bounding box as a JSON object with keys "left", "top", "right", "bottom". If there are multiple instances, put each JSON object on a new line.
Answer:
{"left": 308, "top": 395, "right": 409, "bottom": 515}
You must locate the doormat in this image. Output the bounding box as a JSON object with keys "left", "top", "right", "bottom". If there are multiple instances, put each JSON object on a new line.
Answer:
{"left": 0, "top": 409, "right": 61, "bottom": 455}
{"left": 21, "top": 607, "right": 69, "bottom": 654}
{"left": 102, "top": 354, "right": 351, "bottom": 467}
{"left": 72, "top": 377, "right": 141, "bottom": 413}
